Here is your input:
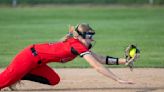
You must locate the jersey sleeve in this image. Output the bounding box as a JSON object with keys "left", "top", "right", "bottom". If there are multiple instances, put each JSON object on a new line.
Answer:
{"left": 72, "top": 42, "right": 90, "bottom": 57}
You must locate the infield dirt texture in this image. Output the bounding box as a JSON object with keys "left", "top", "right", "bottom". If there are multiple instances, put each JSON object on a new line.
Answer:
{"left": 1, "top": 68, "right": 164, "bottom": 92}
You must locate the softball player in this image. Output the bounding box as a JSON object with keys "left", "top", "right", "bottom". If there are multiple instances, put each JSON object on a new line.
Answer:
{"left": 0, "top": 23, "right": 140, "bottom": 90}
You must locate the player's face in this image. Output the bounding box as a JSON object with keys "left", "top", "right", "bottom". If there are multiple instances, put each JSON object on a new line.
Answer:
{"left": 85, "top": 34, "right": 93, "bottom": 40}
{"left": 84, "top": 35, "right": 94, "bottom": 47}
{"left": 85, "top": 31, "right": 95, "bottom": 41}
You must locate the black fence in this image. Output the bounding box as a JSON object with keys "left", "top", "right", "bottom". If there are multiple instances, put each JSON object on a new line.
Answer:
{"left": 0, "top": 0, "right": 164, "bottom": 6}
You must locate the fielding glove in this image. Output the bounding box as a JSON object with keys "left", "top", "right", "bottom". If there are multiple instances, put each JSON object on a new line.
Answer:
{"left": 125, "top": 44, "right": 140, "bottom": 71}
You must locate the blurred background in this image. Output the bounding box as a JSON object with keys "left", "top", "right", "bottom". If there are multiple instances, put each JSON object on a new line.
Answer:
{"left": 1, "top": 0, "right": 164, "bottom": 7}
{"left": 0, "top": 0, "right": 164, "bottom": 68}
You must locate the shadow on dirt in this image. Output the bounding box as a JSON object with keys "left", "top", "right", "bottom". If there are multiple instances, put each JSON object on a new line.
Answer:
{"left": 18, "top": 87, "right": 164, "bottom": 92}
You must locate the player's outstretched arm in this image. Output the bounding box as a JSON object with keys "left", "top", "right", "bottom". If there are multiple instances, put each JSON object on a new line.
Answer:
{"left": 90, "top": 51, "right": 127, "bottom": 65}
{"left": 83, "top": 54, "right": 134, "bottom": 84}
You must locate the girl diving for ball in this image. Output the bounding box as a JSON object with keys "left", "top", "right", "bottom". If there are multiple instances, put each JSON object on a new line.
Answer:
{"left": 0, "top": 23, "right": 140, "bottom": 90}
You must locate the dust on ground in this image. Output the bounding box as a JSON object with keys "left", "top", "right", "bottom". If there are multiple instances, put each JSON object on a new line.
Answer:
{"left": 1, "top": 68, "right": 164, "bottom": 92}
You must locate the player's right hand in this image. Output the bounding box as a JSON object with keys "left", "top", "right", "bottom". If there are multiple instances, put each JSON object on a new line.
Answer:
{"left": 117, "top": 79, "right": 135, "bottom": 84}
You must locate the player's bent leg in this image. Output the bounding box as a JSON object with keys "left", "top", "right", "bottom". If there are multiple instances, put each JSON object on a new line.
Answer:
{"left": 0, "top": 50, "right": 38, "bottom": 90}
{"left": 22, "top": 64, "right": 60, "bottom": 85}
{"left": 22, "top": 74, "right": 51, "bottom": 85}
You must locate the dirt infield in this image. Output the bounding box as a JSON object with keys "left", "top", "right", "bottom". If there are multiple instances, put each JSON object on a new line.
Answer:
{"left": 1, "top": 68, "right": 164, "bottom": 92}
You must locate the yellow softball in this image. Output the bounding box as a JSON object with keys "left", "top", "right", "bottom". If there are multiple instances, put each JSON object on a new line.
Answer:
{"left": 129, "top": 48, "right": 136, "bottom": 57}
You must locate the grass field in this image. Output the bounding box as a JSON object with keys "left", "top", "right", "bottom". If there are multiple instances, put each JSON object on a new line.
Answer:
{"left": 0, "top": 6, "right": 164, "bottom": 68}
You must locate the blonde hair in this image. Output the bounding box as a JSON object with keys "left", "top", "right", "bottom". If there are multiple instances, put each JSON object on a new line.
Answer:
{"left": 59, "top": 25, "right": 79, "bottom": 42}
{"left": 59, "top": 23, "right": 95, "bottom": 42}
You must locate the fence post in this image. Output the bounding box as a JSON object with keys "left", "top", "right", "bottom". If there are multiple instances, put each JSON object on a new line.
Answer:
{"left": 149, "top": 0, "right": 154, "bottom": 5}
{"left": 12, "top": 0, "right": 17, "bottom": 7}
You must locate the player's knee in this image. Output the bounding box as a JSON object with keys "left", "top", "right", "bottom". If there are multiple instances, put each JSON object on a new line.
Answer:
{"left": 50, "top": 75, "right": 60, "bottom": 85}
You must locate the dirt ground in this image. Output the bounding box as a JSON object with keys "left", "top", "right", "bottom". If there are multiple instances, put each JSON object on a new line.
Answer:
{"left": 1, "top": 68, "right": 164, "bottom": 92}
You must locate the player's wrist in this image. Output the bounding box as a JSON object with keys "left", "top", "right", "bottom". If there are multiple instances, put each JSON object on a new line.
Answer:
{"left": 105, "top": 56, "right": 119, "bottom": 65}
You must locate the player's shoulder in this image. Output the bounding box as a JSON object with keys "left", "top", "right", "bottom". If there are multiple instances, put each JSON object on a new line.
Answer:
{"left": 66, "top": 38, "right": 89, "bottom": 54}
{"left": 67, "top": 38, "right": 86, "bottom": 48}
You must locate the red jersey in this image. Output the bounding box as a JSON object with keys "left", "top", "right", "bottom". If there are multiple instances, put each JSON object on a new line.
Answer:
{"left": 34, "top": 38, "right": 89, "bottom": 63}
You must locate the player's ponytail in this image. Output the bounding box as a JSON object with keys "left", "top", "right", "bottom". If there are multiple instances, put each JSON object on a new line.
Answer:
{"left": 59, "top": 25, "right": 79, "bottom": 42}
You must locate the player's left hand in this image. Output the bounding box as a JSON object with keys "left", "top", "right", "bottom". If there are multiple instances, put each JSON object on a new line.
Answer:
{"left": 125, "top": 44, "right": 140, "bottom": 71}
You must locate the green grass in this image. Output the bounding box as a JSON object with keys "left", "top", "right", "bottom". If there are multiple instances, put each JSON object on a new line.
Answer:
{"left": 0, "top": 6, "right": 164, "bottom": 68}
